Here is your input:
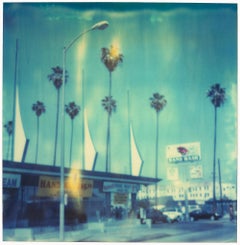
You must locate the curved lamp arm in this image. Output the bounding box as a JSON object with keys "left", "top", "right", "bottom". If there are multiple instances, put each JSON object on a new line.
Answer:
{"left": 65, "top": 20, "right": 109, "bottom": 52}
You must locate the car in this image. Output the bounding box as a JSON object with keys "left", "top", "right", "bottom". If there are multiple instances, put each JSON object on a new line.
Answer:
{"left": 189, "top": 209, "right": 221, "bottom": 221}
{"left": 146, "top": 208, "right": 170, "bottom": 224}
{"left": 162, "top": 207, "right": 183, "bottom": 223}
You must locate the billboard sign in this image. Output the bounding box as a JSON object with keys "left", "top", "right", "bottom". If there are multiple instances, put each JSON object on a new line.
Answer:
{"left": 114, "top": 193, "right": 128, "bottom": 204}
{"left": 166, "top": 142, "right": 201, "bottom": 163}
{"left": 190, "top": 165, "right": 203, "bottom": 179}
{"left": 3, "top": 173, "right": 21, "bottom": 188}
{"left": 37, "top": 176, "right": 93, "bottom": 197}
{"left": 166, "top": 166, "right": 179, "bottom": 181}
{"left": 103, "top": 181, "right": 139, "bottom": 193}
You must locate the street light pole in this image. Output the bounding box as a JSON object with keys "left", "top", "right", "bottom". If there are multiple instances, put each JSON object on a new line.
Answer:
{"left": 59, "top": 21, "right": 109, "bottom": 241}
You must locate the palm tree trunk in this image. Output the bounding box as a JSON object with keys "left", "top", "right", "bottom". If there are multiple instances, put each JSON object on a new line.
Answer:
{"left": 109, "top": 72, "right": 112, "bottom": 97}
{"left": 218, "top": 158, "right": 223, "bottom": 215}
{"left": 155, "top": 113, "right": 159, "bottom": 178}
{"left": 106, "top": 113, "right": 110, "bottom": 172}
{"left": 213, "top": 106, "right": 217, "bottom": 210}
{"left": 69, "top": 119, "right": 74, "bottom": 167}
{"left": 53, "top": 89, "right": 60, "bottom": 166}
{"left": 35, "top": 117, "right": 39, "bottom": 163}
{"left": 155, "top": 112, "right": 159, "bottom": 206}
{"left": 105, "top": 71, "right": 112, "bottom": 172}
{"left": 109, "top": 117, "right": 111, "bottom": 172}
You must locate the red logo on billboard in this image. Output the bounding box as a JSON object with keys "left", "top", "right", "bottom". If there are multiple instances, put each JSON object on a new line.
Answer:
{"left": 177, "top": 146, "right": 188, "bottom": 155}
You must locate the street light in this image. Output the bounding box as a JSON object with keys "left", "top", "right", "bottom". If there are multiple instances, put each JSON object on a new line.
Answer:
{"left": 60, "top": 20, "right": 109, "bottom": 241}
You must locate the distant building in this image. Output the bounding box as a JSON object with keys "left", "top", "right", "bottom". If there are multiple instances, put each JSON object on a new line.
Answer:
{"left": 137, "top": 180, "right": 237, "bottom": 204}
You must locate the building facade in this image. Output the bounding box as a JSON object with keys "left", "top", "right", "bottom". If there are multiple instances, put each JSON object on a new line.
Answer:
{"left": 3, "top": 160, "right": 159, "bottom": 228}
{"left": 137, "top": 180, "right": 237, "bottom": 204}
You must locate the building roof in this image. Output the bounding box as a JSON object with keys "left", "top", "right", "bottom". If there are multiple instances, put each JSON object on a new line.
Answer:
{"left": 3, "top": 160, "right": 160, "bottom": 185}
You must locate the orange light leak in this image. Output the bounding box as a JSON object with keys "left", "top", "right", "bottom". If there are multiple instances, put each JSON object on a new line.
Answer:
{"left": 109, "top": 38, "right": 121, "bottom": 58}
{"left": 66, "top": 167, "right": 81, "bottom": 198}
{"left": 66, "top": 167, "right": 86, "bottom": 212}
{"left": 109, "top": 45, "right": 120, "bottom": 59}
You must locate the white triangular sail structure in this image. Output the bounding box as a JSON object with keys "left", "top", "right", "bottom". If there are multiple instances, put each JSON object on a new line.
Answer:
{"left": 84, "top": 109, "right": 97, "bottom": 171}
{"left": 13, "top": 86, "right": 27, "bottom": 162}
{"left": 130, "top": 123, "right": 143, "bottom": 176}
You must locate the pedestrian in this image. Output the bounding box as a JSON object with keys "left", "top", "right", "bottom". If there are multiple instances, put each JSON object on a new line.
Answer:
{"left": 140, "top": 207, "right": 146, "bottom": 224}
{"left": 229, "top": 204, "right": 234, "bottom": 222}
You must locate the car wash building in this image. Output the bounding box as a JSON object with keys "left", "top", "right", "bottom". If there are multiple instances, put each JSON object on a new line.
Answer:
{"left": 3, "top": 160, "right": 159, "bottom": 228}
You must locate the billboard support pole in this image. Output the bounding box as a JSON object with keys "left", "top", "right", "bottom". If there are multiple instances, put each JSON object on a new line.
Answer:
{"left": 182, "top": 163, "right": 189, "bottom": 222}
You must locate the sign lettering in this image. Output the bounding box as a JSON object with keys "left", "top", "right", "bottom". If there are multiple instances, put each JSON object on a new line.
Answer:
{"left": 3, "top": 173, "right": 21, "bottom": 188}
{"left": 103, "top": 181, "right": 139, "bottom": 193}
{"left": 37, "top": 176, "right": 93, "bottom": 197}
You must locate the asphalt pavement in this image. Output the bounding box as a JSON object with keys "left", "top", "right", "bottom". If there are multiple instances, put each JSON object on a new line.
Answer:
{"left": 2, "top": 215, "right": 236, "bottom": 242}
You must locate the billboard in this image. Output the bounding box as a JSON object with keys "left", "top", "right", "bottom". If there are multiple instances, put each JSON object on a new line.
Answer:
{"left": 103, "top": 181, "right": 139, "bottom": 193}
{"left": 166, "top": 142, "right": 201, "bottom": 163}
{"left": 166, "top": 166, "right": 179, "bottom": 181}
{"left": 3, "top": 173, "right": 21, "bottom": 188}
{"left": 37, "top": 176, "right": 93, "bottom": 197}
{"left": 114, "top": 193, "right": 129, "bottom": 204}
{"left": 190, "top": 165, "right": 203, "bottom": 179}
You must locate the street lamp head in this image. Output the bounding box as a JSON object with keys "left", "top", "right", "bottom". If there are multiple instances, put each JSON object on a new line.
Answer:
{"left": 91, "top": 21, "right": 109, "bottom": 31}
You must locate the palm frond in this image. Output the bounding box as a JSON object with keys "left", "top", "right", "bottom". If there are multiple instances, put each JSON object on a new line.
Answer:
{"left": 47, "top": 66, "right": 69, "bottom": 89}
{"left": 65, "top": 101, "right": 80, "bottom": 120}
{"left": 150, "top": 92, "right": 167, "bottom": 113}
{"left": 207, "top": 83, "right": 226, "bottom": 108}
{"left": 32, "top": 101, "right": 46, "bottom": 117}
{"left": 101, "top": 96, "right": 117, "bottom": 115}
{"left": 101, "top": 46, "right": 123, "bottom": 72}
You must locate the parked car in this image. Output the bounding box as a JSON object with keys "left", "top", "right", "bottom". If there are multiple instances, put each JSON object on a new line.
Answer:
{"left": 162, "top": 207, "right": 183, "bottom": 223}
{"left": 189, "top": 209, "right": 221, "bottom": 221}
{"left": 146, "top": 208, "right": 170, "bottom": 224}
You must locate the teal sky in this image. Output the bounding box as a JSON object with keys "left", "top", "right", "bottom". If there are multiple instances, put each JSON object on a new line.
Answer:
{"left": 2, "top": 2, "right": 237, "bottom": 184}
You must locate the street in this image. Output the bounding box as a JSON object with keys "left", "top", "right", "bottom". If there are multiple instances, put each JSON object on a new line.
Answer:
{"left": 79, "top": 216, "right": 237, "bottom": 243}
{"left": 144, "top": 219, "right": 237, "bottom": 242}
{"left": 3, "top": 215, "right": 237, "bottom": 242}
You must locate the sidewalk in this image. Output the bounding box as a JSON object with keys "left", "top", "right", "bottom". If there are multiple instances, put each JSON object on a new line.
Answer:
{"left": 3, "top": 218, "right": 176, "bottom": 242}
{"left": 7, "top": 215, "right": 231, "bottom": 242}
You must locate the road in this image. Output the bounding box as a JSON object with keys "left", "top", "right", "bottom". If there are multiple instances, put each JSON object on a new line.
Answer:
{"left": 143, "top": 219, "right": 237, "bottom": 242}
{"left": 76, "top": 216, "right": 237, "bottom": 242}
{"left": 3, "top": 215, "right": 237, "bottom": 242}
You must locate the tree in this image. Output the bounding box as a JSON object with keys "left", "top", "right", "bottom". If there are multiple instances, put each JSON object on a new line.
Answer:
{"left": 4, "top": 121, "right": 13, "bottom": 160}
{"left": 150, "top": 92, "right": 167, "bottom": 206}
{"left": 101, "top": 45, "right": 123, "bottom": 97}
{"left": 48, "top": 66, "right": 68, "bottom": 166}
{"left": 101, "top": 96, "right": 117, "bottom": 172}
{"left": 206, "top": 83, "right": 226, "bottom": 210}
{"left": 65, "top": 101, "right": 80, "bottom": 166}
{"left": 101, "top": 45, "right": 123, "bottom": 172}
{"left": 32, "top": 101, "right": 46, "bottom": 163}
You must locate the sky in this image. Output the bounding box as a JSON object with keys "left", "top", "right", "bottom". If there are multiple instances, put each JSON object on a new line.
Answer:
{"left": 2, "top": 2, "right": 238, "bottom": 185}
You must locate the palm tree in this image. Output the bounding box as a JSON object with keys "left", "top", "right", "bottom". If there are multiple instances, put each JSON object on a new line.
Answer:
{"left": 48, "top": 66, "right": 68, "bottom": 166}
{"left": 101, "top": 96, "right": 117, "bottom": 172}
{"left": 150, "top": 92, "right": 167, "bottom": 206}
{"left": 101, "top": 45, "right": 123, "bottom": 172}
{"left": 65, "top": 101, "right": 80, "bottom": 166}
{"left": 101, "top": 45, "right": 123, "bottom": 97}
{"left": 32, "top": 101, "right": 46, "bottom": 163}
{"left": 4, "top": 121, "right": 13, "bottom": 160}
{"left": 206, "top": 83, "right": 226, "bottom": 210}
